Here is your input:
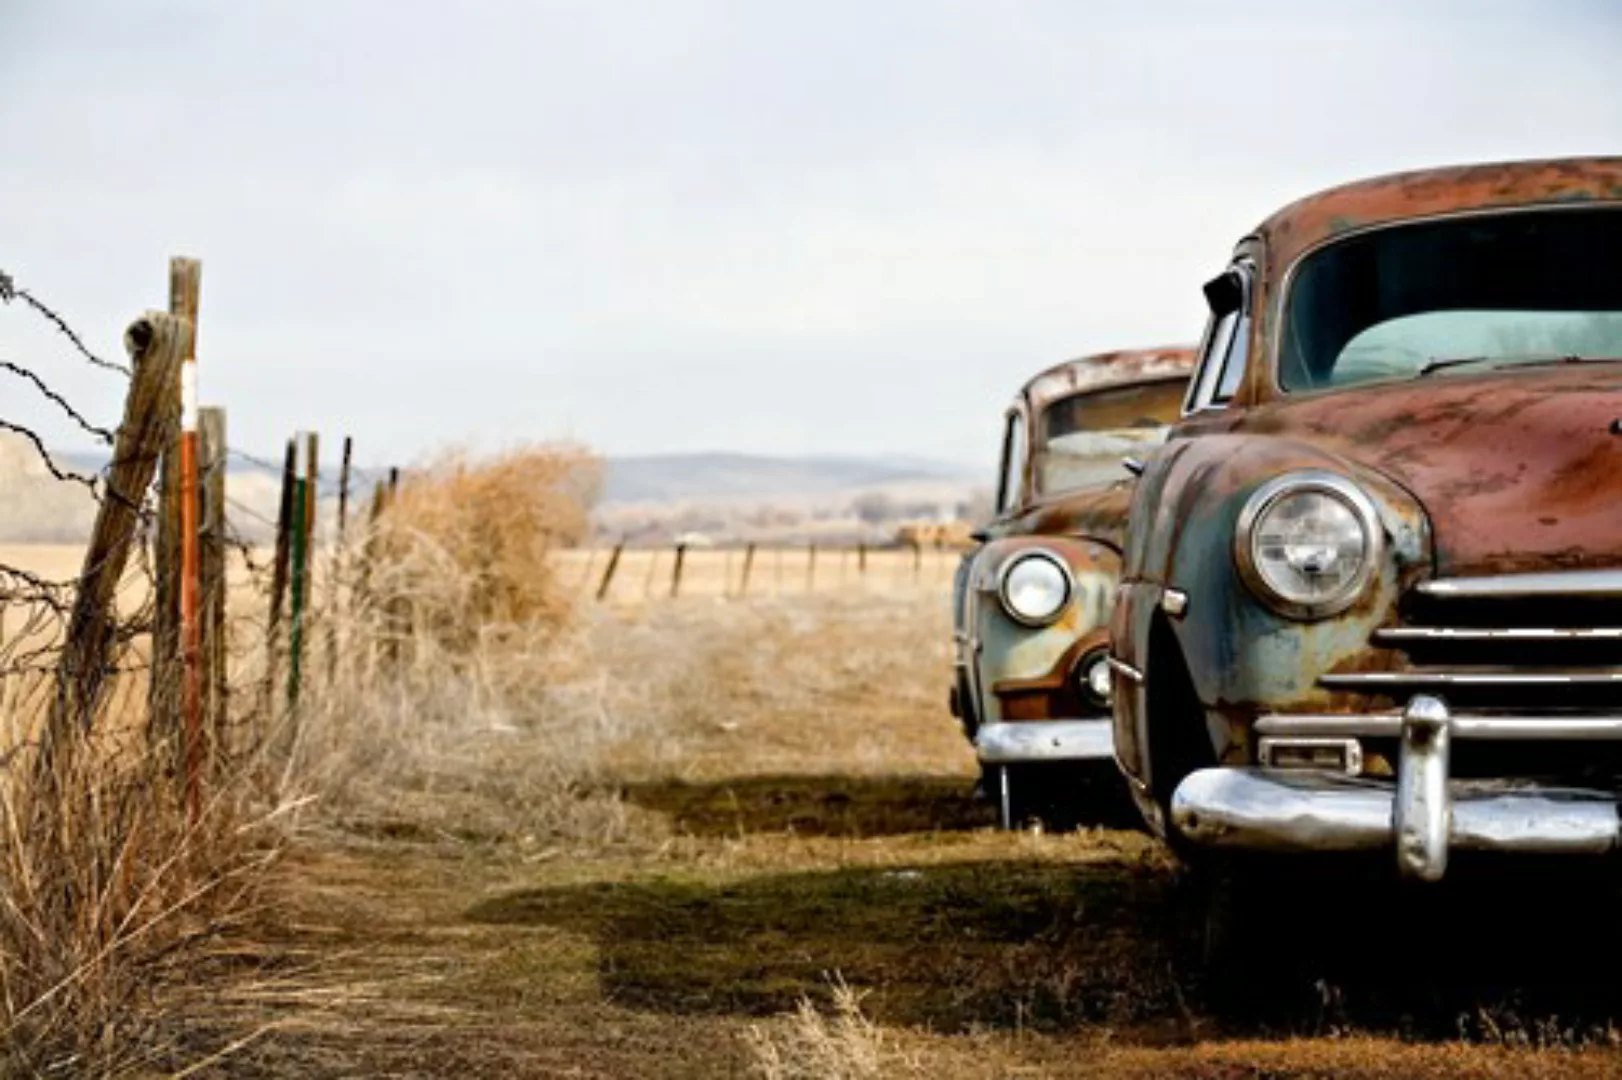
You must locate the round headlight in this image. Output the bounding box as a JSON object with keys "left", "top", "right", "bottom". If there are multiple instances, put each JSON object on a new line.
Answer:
{"left": 998, "top": 551, "right": 1072, "bottom": 626}
{"left": 1235, "top": 472, "right": 1382, "bottom": 619}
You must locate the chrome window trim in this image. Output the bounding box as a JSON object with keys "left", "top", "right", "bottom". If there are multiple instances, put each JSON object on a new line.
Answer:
{"left": 1182, "top": 259, "right": 1255, "bottom": 416}
{"left": 1266, "top": 201, "right": 1622, "bottom": 399}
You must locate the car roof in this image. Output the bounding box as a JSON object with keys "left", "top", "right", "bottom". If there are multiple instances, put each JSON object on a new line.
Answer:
{"left": 1019, "top": 346, "right": 1195, "bottom": 415}
{"left": 1253, "top": 156, "right": 1622, "bottom": 272}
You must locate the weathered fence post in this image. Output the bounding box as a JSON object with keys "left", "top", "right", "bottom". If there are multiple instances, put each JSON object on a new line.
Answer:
{"left": 738, "top": 542, "right": 756, "bottom": 598}
{"left": 286, "top": 433, "right": 313, "bottom": 711}
{"left": 913, "top": 539, "right": 923, "bottom": 583}
{"left": 858, "top": 541, "right": 867, "bottom": 576}
{"left": 670, "top": 542, "right": 687, "bottom": 598}
{"left": 263, "top": 439, "right": 296, "bottom": 719}
{"left": 806, "top": 543, "right": 816, "bottom": 592}
{"left": 326, "top": 435, "right": 352, "bottom": 682}
{"left": 641, "top": 547, "right": 660, "bottom": 598}
{"left": 596, "top": 542, "right": 624, "bottom": 602}
{"left": 198, "top": 406, "right": 227, "bottom": 770}
{"left": 47, "top": 313, "right": 190, "bottom": 772}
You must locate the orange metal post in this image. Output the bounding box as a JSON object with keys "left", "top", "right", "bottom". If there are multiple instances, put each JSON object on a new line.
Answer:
{"left": 179, "top": 354, "right": 202, "bottom": 822}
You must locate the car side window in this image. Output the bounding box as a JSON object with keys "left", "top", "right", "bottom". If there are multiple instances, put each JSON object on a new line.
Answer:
{"left": 994, "top": 409, "right": 1027, "bottom": 514}
{"left": 1183, "top": 262, "right": 1253, "bottom": 413}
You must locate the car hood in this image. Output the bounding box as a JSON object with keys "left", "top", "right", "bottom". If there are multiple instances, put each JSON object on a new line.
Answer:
{"left": 1238, "top": 363, "right": 1622, "bottom": 577}
{"left": 1006, "top": 482, "right": 1134, "bottom": 551}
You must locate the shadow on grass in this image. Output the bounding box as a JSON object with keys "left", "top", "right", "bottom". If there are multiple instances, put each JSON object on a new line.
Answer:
{"left": 618, "top": 774, "right": 996, "bottom": 837}
{"left": 468, "top": 851, "right": 1622, "bottom": 1044}
{"left": 469, "top": 854, "right": 1188, "bottom": 1038}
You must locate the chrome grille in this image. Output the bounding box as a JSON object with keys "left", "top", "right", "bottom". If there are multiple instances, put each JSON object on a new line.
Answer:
{"left": 1324, "top": 570, "right": 1622, "bottom": 711}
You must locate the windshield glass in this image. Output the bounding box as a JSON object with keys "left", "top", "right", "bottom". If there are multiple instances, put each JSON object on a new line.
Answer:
{"left": 1034, "top": 379, "right": 1184, "bottom": 495}
{"left": 1279, "top": 207, "right": 1622, "bottom": 391}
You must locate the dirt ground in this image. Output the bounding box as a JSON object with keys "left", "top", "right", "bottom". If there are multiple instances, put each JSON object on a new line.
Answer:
{"left": 149, "top": 590, "right": 1622, "bottom": 1078}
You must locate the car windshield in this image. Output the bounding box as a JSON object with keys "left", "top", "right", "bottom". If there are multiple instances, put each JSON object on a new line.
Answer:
{"left": 1034, "top": 379, "right": 1184, "bottom": 495}
{"left": 1279, "top": 207, "right": 1622, "bottom": 391}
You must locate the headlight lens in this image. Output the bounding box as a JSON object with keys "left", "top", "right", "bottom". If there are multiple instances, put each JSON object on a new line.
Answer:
{"left": 1236, "top": 473, "right": 1382, "bottom": 619}
{"left": 998, "top": 551, "right": 1072, "bottom": 626}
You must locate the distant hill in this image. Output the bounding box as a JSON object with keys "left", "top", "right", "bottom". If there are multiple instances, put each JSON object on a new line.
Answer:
{"left": 602, "top": 452, "right": 975, "bottom": 504}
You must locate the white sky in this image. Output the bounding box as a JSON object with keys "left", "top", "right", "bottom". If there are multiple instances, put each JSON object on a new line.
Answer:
{"left": 1, "top": 0, "right": 1618, "bottom": 468}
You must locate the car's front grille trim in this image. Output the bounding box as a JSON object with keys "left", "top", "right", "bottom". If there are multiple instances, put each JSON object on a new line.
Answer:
{"left": 1258, "top": 712, "right": 1622, "bottom": 740}
{"left": 1417, "top": 570, "right": 1622, "bottom": 600}
{"left": 1322, "top": 671, "right": 1622, "bottom": 688}
{"left": 1375, "top": 627, "right": 1622, "bottom": 642}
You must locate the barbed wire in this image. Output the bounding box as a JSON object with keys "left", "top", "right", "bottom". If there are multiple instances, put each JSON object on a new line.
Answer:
{"left": 0, "top": 270, "right": 130, "bottom": 377}
{"left": 0, "top": 356, "right": 115, "bottom": 444}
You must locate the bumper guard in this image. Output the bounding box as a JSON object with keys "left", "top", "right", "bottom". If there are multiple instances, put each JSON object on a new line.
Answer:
{"left": 1171, "top": 695, "right": 1622, "bottom": 880}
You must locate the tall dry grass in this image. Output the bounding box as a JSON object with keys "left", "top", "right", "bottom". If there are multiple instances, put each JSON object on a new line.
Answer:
{"left": 291, "top": 444, "right": 632, "bottom": 845}
{"left": 0, "top": 642, "right": 283, "bottom": 1073}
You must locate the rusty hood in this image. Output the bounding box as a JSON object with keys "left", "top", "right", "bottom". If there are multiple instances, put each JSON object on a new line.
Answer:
{"left": 1238, "top": 363, "right": 1622, "bottom": 577}
{"left": 1008, "top": 482, "right": 1134, "bottom": 552}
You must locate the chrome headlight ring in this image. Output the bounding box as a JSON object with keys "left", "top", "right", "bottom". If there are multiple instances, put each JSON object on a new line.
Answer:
{"left": 996, "top": 549, "right": 1074, "bottom": 627}
{"left": 1233, "top": 470, "right": 1384, "bottom": 620}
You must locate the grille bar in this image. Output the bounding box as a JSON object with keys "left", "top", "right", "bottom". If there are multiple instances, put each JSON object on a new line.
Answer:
{"left": 1322, "top": 671, "right": 1622, "bottom": 688}
{"left": 1256, "top": 712, "right": 1622, "bottom": 740}
{"left": 1417, "top": 570, "right": 1622, "bottom": 600}
{"left": 1375, "top": 627, "right": 1622, "bottom": 642}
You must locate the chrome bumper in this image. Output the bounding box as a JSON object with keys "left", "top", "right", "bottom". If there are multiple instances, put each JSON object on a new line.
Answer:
{"left": 975, "top": 718, "right": 1113, "bottom": 764}
{"left": 1172, "top": 695, "right": 1622, "bottom": 881}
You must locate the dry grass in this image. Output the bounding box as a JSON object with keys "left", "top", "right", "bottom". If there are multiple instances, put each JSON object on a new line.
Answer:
{"left": 745, "top": 976, "right": 922, "bottom": 1080}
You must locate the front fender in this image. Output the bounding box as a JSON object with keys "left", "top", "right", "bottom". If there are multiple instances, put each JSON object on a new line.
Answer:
{"left": 1132, "top": 435, "right": 1430, "bottom": 759}
{"left": 967, "top": 535, "right": 1120, "bottom": 726}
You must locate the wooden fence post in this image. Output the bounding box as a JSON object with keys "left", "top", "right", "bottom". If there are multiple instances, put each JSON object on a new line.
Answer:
{"left": 641, "top": 547, "right": 660, "bottom": 598}
{"left": 913, "top": 540, "right": 923, "bottom": 582}
{"left": 806, "top": 543, "right": 816, "bottom": 592}
{"left": 286, "top": 434, "right": 313, "bottom": 712}
{"left": 326, "top": 435, "right": 352, "bottom": 682}
{"left": 198, "top": 406, "right": 227, "bottom": 771}
{"left": 596, "top": 542, "right": 623, "bottom": 601}
{"left": 858, "top": 541, "right": 867, "bottom": 576}
{"left": 738, "top": 542, "right": 756, "bottom": 597}
{"left": 47, "top": 313, "right": 191, "bottom": 771}
{"left": 150, "top": 258, "right": 200, "bottom": 759}
{"left": 263, "top": 439, "right": 296, "bottom": 720}
{"left": 670, "top": 542, "right": 687, "bottom": 598}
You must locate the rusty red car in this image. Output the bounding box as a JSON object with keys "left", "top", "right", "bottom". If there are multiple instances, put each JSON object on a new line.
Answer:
{"left": 1109, "top": 156, "right": 1622, "bottom": 885}
{"left": 951, "top": 346, "right": 1194, "bottom": 828}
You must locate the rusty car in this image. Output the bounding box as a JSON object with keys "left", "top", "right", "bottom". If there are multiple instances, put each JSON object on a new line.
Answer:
{"left": 1108, "top": 156, "right": 1622, "bottom": 886}
{"left": 951, "top": 346, "right": 1194, "bottom": 828}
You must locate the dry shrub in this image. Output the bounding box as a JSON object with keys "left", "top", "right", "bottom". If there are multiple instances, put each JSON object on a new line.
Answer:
{"left": 380, "top": 444, "right": 599, "bottom": 650}
{"left": 745, "top": 976, "right": 922, "bottom": 1080}
{"left": 295, "top": 444, "right": 633, "bottom": 845}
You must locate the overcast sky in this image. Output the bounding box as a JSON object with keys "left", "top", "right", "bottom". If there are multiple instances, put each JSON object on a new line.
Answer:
{"left": 2, "top": 1, "right": 1618, "bottom": 468}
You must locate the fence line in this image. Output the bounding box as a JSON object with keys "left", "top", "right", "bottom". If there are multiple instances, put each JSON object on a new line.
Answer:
{"left": 561, "top": 541, "right": 964, "bottom": 603}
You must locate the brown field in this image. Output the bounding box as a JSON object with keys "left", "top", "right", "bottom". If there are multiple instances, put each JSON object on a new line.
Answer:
{"left": 8, "top": 542, "right": 1622, "bottom": 1076}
